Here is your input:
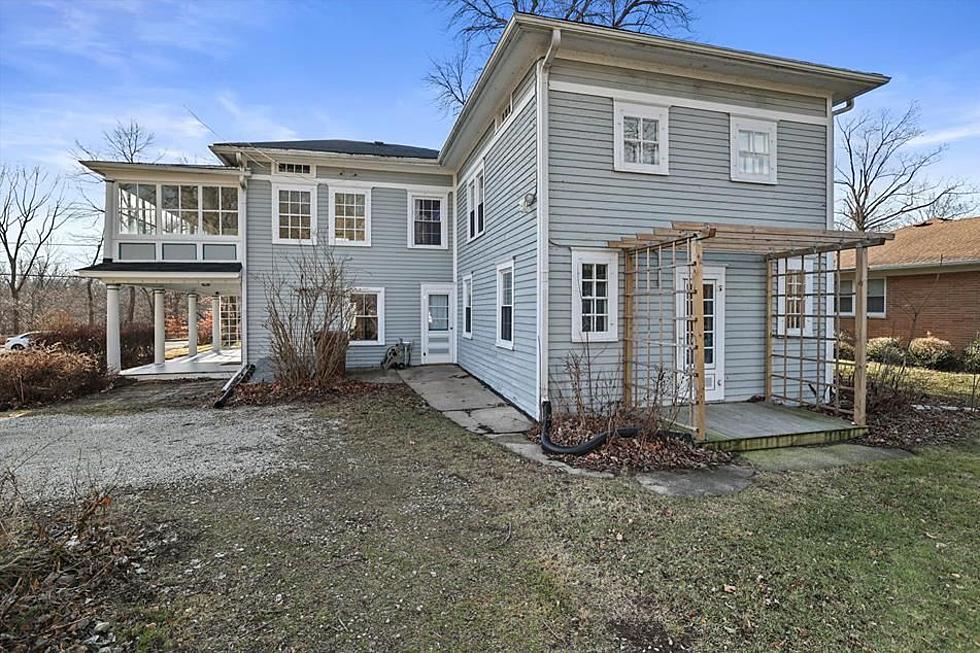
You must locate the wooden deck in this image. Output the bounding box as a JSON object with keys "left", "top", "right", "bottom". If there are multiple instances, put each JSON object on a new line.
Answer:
{"left": 692, "top": 402, "right": 866, "bottom": 452}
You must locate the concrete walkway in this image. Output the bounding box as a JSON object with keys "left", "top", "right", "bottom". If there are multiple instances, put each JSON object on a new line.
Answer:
{"left": 397, "top": 365, "right": 533, "bottom": 436}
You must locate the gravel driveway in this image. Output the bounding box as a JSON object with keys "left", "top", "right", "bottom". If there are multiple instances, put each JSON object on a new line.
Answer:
{"left": 0, "top": 381, "right": 321, "bottom": 500}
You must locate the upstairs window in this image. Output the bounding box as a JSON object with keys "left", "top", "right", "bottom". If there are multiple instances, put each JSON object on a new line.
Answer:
{"left": 731, "top": 117, "right": 777, "bottom": 184}
{"left": 467, "top": 169, "right": 485, "bottom": 240}
{"left": 571, "top": 249, "right": 619, "bottom": 343}
{"left": 274, "top": 185, "right": 315, "bottom": 244}
{"left": 202, "top": 186, "right": 239, "bottom": 236}
{"left": 118, "top": 182, "right": 158, "bottom": 234}
{"left": 276, "top": 162, "right": 312, "bottom": 175}
{"left": 349, "top": 288, "right": 384, "bottom": 345}
{"left": 408, "top": 194, "right": 446, "bottom": 249}
{"left": 613, "top": 101, "right": 669, "bottom": 175}
{"left": 496, "top": 260, "right": 514, "bottom": 349}
{"left": 160, "top": 185, "right": 199, "bottom": 234}
{"left": 462, "top": 274, "right": 473, "bottom": 338}
{"left": 329, "top": 188, "right": 371, "bottom": 246}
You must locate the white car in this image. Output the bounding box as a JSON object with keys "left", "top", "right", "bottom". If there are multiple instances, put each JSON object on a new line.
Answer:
{"left": 3, "top": 332, "right": 39, "bottom": 351}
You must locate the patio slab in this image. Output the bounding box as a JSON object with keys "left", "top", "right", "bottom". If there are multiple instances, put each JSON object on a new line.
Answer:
{"left": 397, "top": 365, "right": 506, "bottom": 412}
{"left": 636, "top": 465, "right": 755, "bottom": 497}
{"left": 742, "top": 443, "right": 912, "bottom": 472}
{"left": 444, "top": 406, "right": 533, "bottom": 435}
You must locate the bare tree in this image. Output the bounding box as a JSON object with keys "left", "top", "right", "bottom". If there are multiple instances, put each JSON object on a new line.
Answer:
{"left": 0, "top": 166, "right": 76, "bottom": 332}
{"left": 835, "top": 104, "right": 975, "bottom": 232}
{"left": 428, "top": 0, "right": 693, "bottom": 112}
{"left": 73, "top": 119, "right": 159, "bottom": 325}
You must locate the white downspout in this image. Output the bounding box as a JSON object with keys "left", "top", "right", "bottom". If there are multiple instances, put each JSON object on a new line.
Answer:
{"left": 535, "top": 28, "right": 561, "bottom": 420}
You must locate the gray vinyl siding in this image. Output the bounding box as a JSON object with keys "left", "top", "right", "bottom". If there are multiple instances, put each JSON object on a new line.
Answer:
{"left": 244, "top": 176, "right": 453, "bottom": 374}
{"left": 546, "top": 74, "right": 829, "bottom": 407}
{"left": 551, "top": 60, "right": 828, "bottom": 117}
{"left": 315, "top": 165, "right": 452, "bottom": 187}
{"left": 456, "top": 95, "right": 539, "bottom": 417}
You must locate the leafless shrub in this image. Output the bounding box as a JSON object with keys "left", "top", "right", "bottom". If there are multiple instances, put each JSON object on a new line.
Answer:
{"left": 0, "top": 347, "right": 108, "bottom": 410}
{"left": 262, "top": 246, "right": 354, "bottom": 389}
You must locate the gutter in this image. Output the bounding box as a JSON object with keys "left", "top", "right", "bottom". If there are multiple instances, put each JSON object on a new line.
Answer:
{"left": 535, "top": 28, "right": 561, "bottom": 420}
{"left": 832, "top": 98, "right": 855, "bottom": 115}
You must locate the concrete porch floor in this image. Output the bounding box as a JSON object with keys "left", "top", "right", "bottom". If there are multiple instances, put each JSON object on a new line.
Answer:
{"left": 121, "top": 347, "right": 242, "bottom": 380}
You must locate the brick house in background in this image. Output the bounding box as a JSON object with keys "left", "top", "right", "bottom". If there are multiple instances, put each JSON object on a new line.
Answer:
{"left": 839, "top": 217, "right": 980, "bottom": 350}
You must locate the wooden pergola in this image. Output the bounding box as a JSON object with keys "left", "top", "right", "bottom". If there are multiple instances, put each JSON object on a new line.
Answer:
{"left": 608, "top": 222, "right": 894, "bottom": 442}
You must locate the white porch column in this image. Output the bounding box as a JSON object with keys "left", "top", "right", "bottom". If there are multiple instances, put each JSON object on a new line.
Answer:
{"left": 187, "top": 293, "right": 198, "bottom": 358}
{"left": 153, "top": 288, "right": 165, "bottom": 365}
{"left": 105, "top": 284, "right": 121, "bottom": 373}
{"left": 211, "top": 294, "right": 222, "bottom": 353}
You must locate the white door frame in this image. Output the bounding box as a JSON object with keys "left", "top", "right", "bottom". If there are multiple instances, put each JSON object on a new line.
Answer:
{"left": 674, "top": 266, "right": 726, "bottom": 401}
{"left": 420, "top": 283, "right": 456, "bottom": 364}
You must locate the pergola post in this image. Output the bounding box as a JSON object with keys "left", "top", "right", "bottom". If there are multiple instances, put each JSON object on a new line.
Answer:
{"left": 764, "top": 259, "right": 773, "bottom": 401}
{"left": 153, "top": 288, "right": 165, "bottom": 365}
{"left": 622, "top": 250, "right": 634, "bottom": 406}
{"left": 211, "top": 294, "right": 222, "bottom": 354}
{"left": 691, "top": 239, "right": 706, "bottom": 442}
{"left": 187, "top": 293, "right": 198, "bottom": 358}
{"left": 105, "top": 284, "right": 121, "bottom": 373}
{"left": 853, "top": 246, "right": 869, "bottom": 426}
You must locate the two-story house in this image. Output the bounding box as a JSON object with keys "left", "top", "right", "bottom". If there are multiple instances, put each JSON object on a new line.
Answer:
{"left": 79, "top": 15, "right": 892, "bottom": 446}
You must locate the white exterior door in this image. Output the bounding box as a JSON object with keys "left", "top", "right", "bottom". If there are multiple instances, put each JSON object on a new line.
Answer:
{"left": 675, "top": 267, "right": 726, "bottom": 401}
{"left": 421, "top": 284, "right": 454, "bottom": 364}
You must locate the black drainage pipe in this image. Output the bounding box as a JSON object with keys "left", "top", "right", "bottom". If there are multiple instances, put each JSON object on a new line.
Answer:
{"left": 213, "top": 363, "right": 256, "bottom": 409}
{"left": 538, "top": 400, "right": 693, "bottom": 455}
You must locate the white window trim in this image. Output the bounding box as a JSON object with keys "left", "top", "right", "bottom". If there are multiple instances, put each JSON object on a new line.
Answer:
{"left": 777, "top": 258, "right": 814, "bottom": 337}
{"left": 496, "top": 260, "right": 514, "bottom": 350}
{"left": 838, "top": 277, "right": 887, "bottom": 318}
{"left": 462, "top": 273, "right": 473, "bottom": 339}
{"left": 613, "top": 100, "right": 670, "bottom": 175}
{"left": 730, "top": 116, "right": 778, "bottom": 185}
{"left": 465, "top": 165, "right": 486, "bottom": 242}
{"left": 571, "top": 248, "right": 619, "bottom": 343}
{"left": 328, "top": 186, "right": 372, "bottom": 247}
{"left": 271, "top": 182, "right": 317, "bottom": 245}
{"left": 349, "top": 286, "right": 385, "bottom": 346}
{"left": 273, "top": 161, "right": 314, "bottom": 177}
{"left": 406, "top": 192, "right": 449, "bottom": 250}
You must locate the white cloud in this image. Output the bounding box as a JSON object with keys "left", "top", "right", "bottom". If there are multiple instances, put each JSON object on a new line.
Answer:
{"left": 910, "top": 122, "right": 980, "bottom": 147}
{"left": 215, "top": 93, "right": 298, "bottom": 142}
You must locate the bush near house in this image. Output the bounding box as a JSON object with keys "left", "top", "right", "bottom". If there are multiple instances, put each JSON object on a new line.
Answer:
{"left": 961, "top": 334, "right": 980, "bottom": 373}
{"left": 866, "top": 336, "right": 905, "bottom": 364}
{"left": 34, "top": 324, "right": 154, "bottom": 370}
{"left": 908, "top": 335, "right": 959, "bottom": 371}
{"left": 0, "top": 348, "right": 108, "bottom": 410}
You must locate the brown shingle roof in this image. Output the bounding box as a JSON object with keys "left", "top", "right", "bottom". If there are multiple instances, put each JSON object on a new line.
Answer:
{"left": 840, "top": 217, "right": 980, "bottom": 270}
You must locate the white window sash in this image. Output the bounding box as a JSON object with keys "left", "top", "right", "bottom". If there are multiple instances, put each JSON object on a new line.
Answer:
{"left": 462, "top": 274, "right": 473, "bottom": 338}
{"left": 349, "top": 287, "right": 385, "bottom": 346}
{"left": 407, "top": 192, "right": 448, "bottom": 249}
{"left": 613, "top": 101, "right": 669, "bottom": 175}
{"left": 328, "top": 186, "right": 371, "bottom": 247}
{"left": 571, "top": 249, "right": 619, "bottom": 343}
{"left": 272, "top": 183, "right": 317, "bottom": 245}
{"left": 777, "top": 258, "right": 814, "bottom": 336}
{"left": 495, "top": 260, "right": 514, "bottom": 349}
{"left": 730, "top": 116, "right": 778, "bottom": 184}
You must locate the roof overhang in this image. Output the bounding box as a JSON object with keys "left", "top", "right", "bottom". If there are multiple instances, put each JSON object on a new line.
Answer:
{"left": 209, "top": 144, "right": 452, "bottom": 176}
{"left": 839, "top": 259, "right": 980, "bottom": 275}
{"left": 440, "top": 14, "right": 889, "bottom": 170}
{"left": 76, "top": 262, "right": 242, "bottom": 293}
{"left": 80, "top": 160, "right": 247, "bottom": 185}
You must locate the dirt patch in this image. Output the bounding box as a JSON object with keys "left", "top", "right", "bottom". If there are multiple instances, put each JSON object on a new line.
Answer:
{"left": 862, "top": 404, "right": 978, "bottom": 449}
{"left": 528, "top": 417, "right": 731, "bottom": 474}
{"left": 608, "top": 618, "right": 694, "bottom": 652}
{"left": 228, "top": 378, "right": 388, "bottom": 406}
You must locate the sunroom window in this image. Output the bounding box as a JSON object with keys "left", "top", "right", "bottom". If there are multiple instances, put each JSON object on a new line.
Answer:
{"left": 202, "top": 186, "right": 239, "bottom": 236}
{"left": 118, "top": 183, "right": 157, "bottom": 234}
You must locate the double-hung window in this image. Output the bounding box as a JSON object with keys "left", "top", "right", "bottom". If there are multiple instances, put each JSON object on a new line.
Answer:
{"left": 496, "top": 260, "right": 514, "bottom": 349}
{"left": 571, "top": 249, "right": 619, "bottom": 343}
{"left": 408, "top": 193, "right": 447, "bottom": 248}
{"left": 731, "top": 117, "right": 777, "bottom": 184}
{"left": 273, "top": 184, "right": 315, "bottom": 244}
{"left": 329, "top": 187, "right": 371, "bottom": 246}
{"left": 462, "top": 274, "right": 473, "bottom": 338}
{"left": 837, "top": 278, "right": 886, "bottom": 318}
{"left": 349, "top": 287, "right": 385, "bottom": 345}
{"left": 614, "top": 101, "right": 669, "bottom": 175}
{"left": 467, "top": 169, "right": 485, "bottom": 240}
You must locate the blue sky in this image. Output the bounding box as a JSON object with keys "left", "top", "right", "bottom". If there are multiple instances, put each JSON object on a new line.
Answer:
{"left": 1, "top": 0, "right": 978, "bottom": 264}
